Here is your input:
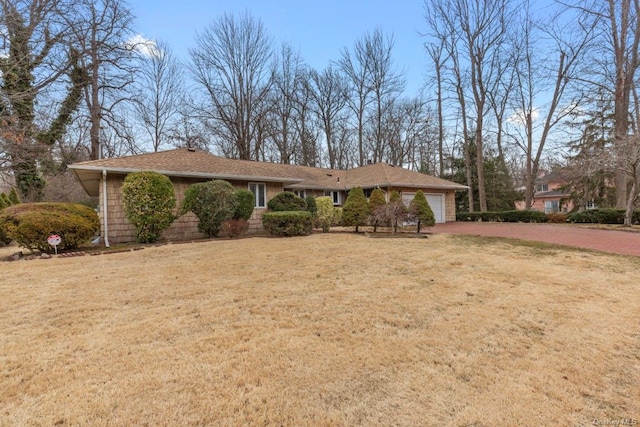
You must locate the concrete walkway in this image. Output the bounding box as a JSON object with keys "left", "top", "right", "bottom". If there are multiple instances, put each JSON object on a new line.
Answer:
{"left": 431, "top": 222, "right": 640, "bottom": 257}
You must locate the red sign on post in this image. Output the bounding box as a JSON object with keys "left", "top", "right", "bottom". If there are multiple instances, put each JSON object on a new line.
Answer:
{"left": 47, "top": 234, "right": 62, "bottom": 254}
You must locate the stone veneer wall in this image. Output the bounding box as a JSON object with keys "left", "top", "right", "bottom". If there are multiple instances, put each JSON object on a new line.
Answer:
{"left": 99, "top": 174, "right": 286, "bottom": 244}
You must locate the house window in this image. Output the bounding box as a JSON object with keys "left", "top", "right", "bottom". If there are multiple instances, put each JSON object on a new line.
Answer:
{"left": 544, "top": 200, "right": 559, "bottom": 214}
{"left": 249, "top": 183, "right": 266, "bottom": 208}
{"left": 325, "top": 190, "right": 341, "bottom": 205}
{"left": 586, "top": 200, "right": 597, "bottom": 210}
{"left": 536, "top": 183, "right": 549, "bottom": 192}
{"left": 363, "top": 188, "right": 372, "bottom": 198}
{"left": 292, "top": 190, "right": 306, "bottom": 199}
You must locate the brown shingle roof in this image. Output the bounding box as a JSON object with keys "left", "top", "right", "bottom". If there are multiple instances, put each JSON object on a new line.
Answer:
{"left": 69, "top": 148, "right": 467, "bottom": 196}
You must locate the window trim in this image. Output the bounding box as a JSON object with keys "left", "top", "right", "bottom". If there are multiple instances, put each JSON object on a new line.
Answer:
{"left": 292, "top": 189, "right": 306, "bottom": 199}
{"left": 249, "top": 182, "right": 266, "bottom": 208}
{"left": 536, "top": 183, "right": 549, "bottom": 192}
{"left": 325, "top": 190, "right": 341, "bottom": 206}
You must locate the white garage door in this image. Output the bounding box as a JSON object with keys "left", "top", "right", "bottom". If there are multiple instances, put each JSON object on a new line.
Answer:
{"left": 401, "top": 193, "right": 445, "bottom": 223}
{"left": 425, "top": 194, "right": 445, "bottom": 223}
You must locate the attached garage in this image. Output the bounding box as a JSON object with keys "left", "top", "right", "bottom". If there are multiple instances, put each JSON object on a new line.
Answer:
{"left": 401, "top": 192, "right": 446, "bottom": 223}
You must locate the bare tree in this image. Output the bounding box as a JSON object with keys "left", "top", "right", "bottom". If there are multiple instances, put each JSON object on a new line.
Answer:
{"left": 425, "top": 39, "right": 449, "bottom": 176}
{"left": 292, "top": 69, "right": 320, "bottom": 167}
{"left": 339, "top": 29, "right": 404, "bottom": 166}
{"left": 339, "top": 33, "right": 373, "bottom": 166}
{"left": 602, "top": 0, "right": 640, "bottom": 209}
{"left": 309, "top": 66, "right": 349, "bottom": 169}
{"left": 265, "top": 43, "right": 306, "bottom": 164}
{"left": 66, "top": 0, "right": 137, "bottom": 160}
{"left": 189, "top": 12, "right": 274, "bottom": 161}
{"left": 366, "top": 29, "right": 406, "bottom": 164}
{"left": 509, "top": 4, "right": 594, "bottom": 209}
{"left": 134, "top": 39, "right": 184, "bottom": 152}
{"left": 0, "top": 0, "right": 87, "bottom": 200}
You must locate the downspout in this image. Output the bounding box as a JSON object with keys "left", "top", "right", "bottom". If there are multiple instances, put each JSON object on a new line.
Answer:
{"left": 102, "top": 169, "right": 110, "bottom": 247}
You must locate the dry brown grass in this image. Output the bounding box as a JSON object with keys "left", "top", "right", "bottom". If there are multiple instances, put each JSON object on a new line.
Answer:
{"left": 1, "top": 234, "right": 639, "bottom": 426}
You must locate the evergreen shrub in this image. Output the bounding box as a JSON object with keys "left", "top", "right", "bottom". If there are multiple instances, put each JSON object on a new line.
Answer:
{"left": 234, "top": 189, "right": 255, "bottom": 220}
{"left": 262, "top": 211, "right": 313, "bottom": 236}
{"left": 566, "top": 208, "right": 639, "bottom": 224}
{"left": 315, "top": 196, "right": 334, "bottom": 232}
{"left": 342, "top": 187, "right": 370, "bottom": 232}
{"left": 456, "top": 210, "right": 548, "bottom": 223}
{"left": 305, "top": 195, "right": 317, "bottom": 216}
{"left": 181, "top": 180, "right": 237, "bottom": 237}
{"left": 409, "top": 190, "right": 435, "bottom": 232}
{"left": 122, "top": 171, "right": 176, "bottom": 243}
{"left": 0, "top": 202, "right": 99, "bottom": 252}
{"left": 267, "top": 191, "right": 307, "bottom": 212}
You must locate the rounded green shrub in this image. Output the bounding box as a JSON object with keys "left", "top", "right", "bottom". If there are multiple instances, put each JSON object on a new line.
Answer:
{"left": 267, "top": 191, "right": 307, "bottom": 212}
{"left": 122, "top": 171, "right": 176, "bottom": 243}
{"left": 0, "top": 202, "right": 99, "bottom": 252}
{"left": 181, "top": 180, "right": 237, "bottom": 237}
{"left": 234, "top": 189, "right": 255, "bottom": 220}
{"left": 262, "top": 211, "right": 313, "bottom": 236}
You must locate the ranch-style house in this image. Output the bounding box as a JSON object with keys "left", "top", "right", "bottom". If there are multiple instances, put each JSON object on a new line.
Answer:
{"left": 69, "top": 148, "right": 468, "bottom": 244}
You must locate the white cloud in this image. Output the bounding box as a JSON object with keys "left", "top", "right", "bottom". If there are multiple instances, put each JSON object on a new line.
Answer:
{"left": 507, "top": 107, "right": 539, "bottom": 126}
{"left": 125, "top": 34, "right": 160, "bottom": 58}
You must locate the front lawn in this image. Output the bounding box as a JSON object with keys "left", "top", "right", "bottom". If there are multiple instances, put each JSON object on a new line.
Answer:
{"left": 1, "top": 234, "right": 638, "bottom": 426}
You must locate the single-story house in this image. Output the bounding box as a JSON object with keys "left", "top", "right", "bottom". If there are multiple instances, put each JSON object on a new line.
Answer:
{"left": 69, "top": 148, "right": 468, "bottom": 244}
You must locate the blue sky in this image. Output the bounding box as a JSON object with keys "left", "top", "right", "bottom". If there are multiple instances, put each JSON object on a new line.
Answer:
{"left": 130, "top": 0, "right": 429, "bottom": 95}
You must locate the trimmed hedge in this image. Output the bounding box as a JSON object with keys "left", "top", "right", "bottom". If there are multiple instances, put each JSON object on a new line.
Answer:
{"left": 262, "top": 211, "right": 313, "bottom": 236}
{"left": 567, "top": 208, "right": 640, "bottom": 224}
{"left": 456, "top": 210, "right": 548, "bottom": 223}
{"left": 0, "top": 202, "right": 99, "bottom": 252}
{"left": 267, "top": 191, "right": 308, "bottom": 212}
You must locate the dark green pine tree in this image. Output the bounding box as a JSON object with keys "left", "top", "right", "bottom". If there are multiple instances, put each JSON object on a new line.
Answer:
{"left": 342, "top": 187, "right": 370, "bottom": 232}
{"left": 409, "top": 190, "right": 435, "bottom": 233}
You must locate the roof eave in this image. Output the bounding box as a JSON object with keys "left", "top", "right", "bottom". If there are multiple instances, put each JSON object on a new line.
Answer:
{"left": 68, "top": 164, "right": 303, "bottom": 184}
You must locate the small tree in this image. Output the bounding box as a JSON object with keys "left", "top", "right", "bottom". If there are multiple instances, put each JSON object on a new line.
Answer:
{"left": 121, "top": 172, "right": 177, "bottom": 243}
{"left": 368, "top": 188, "right": 386, "bottom": 232}
{"left": 342, "top": 187, "right": 370, "bottom": 232}
{"left": 267, "top": 191, "right": 307, "bottom": 211}
{"left": 181, "top": 180, "right": 237, "bottom": 237}
{"left": 315, "top": 196, "right": 334, "bottom": 232}
{"left": 409, "top": 190, "right": 435, "bottom": 233}
{"left": 387, "top": 190, "right": 408, "bottom": 233}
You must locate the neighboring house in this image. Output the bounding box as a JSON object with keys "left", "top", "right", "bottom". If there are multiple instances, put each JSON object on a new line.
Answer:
{"left": 515, "top": 170, "right": 573, "bottom": 214}
{"left": 69, "top": 148, "right": 468, "bottom": 244}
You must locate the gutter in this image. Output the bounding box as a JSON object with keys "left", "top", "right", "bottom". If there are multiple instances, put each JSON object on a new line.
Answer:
{"left": 102, "top": 169, "right": 110, "bottom": 248}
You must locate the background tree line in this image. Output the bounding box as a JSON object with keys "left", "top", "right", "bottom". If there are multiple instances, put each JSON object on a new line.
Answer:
{"left": 1, "top": 0, "right": 640, "bottom": 223}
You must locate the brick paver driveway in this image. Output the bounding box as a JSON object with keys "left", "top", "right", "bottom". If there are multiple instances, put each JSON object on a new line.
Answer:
{"left": 431, "top": 222, "right": 640, "bottom": 257}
